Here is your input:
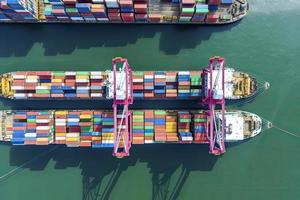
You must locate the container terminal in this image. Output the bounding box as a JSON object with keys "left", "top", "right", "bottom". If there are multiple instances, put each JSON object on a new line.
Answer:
{"left": 0, "top": 0, "right": 248, "bottom": 24}
{"left": 0, "top": 57, "right": 271, "bottom": 157}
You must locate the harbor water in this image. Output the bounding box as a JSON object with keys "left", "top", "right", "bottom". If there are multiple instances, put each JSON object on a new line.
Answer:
{"left": 0, "top": 0, "right": 300, "bottom": 199}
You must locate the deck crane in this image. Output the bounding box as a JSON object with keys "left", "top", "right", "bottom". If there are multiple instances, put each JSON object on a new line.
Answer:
{"left": 202, "top": 56, "right": 226, "bottom": 155}
{"left": 112, "top": 57, "right": 133, "bottom": 158}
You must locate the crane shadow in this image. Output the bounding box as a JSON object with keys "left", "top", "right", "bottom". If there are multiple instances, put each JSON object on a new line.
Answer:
{"left": 6, "top": 142, "right": 226, "bottom": 200}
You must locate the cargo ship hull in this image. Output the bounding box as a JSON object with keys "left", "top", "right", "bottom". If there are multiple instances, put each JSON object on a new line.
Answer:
{"left": 0, "top": 109, "right": 264, "bottom": 148}
{"left": 0, "top": 0, "right": 248, "bottom": 25}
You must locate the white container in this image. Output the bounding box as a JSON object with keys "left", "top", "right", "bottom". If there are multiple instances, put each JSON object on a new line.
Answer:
{"left": 56, "top": 118, "right": 66, "bottom": 123}
{"left": 36, "top": 119, "right": 50, "bottom": 123}
{"left": 25, "top": 133, "right": 37, "bottom": 137}
{"left": 178, "top": 72, "right": 190, "bottom": 75}
{"left": 91, "top": 93, "right": 103, "bottom": 97}
{"left": 55, "top": 122, "right": 66, "bottom": 126}
{"left": 91, "top": 75, "right": 103, "bottom": 79}
{"left": 67, "top": 118, "right": 80, "bottom": 122}
{"left": 144, "top": 75, "right": 154, "bottom": 79}
{"left": 66, "top": 133, "right": 80, "bottom": 138}
{"left": 13, "top": 93, "right": 26, "bottom": 98}
{"left": 11, "top": 86, "right": 25, "bottom": 90}
{"left": 55, "top": 136, "right": 66, "bottom": 140}
{"left": 36, "top": 126, "right": 50, "bottom": 131}
{"left": 65, "top": 72, "right": 76, "bottom": 76}
{"left": 154, "top": 75, "right": 166, "bottom": 78}
{"left": 76, "top": 79, "right": 89, "bottom": 83}
{"left": 91, "top": 71, "right": 102, "bottom": 75}
{"left": 35, "top": 86, "right": 50, "bottom": 90}
{"left": 133, "top": 78, "right": 144, "bottom": 82}
{"left": 12, "top": 75, "right": 25, "bottom": 79}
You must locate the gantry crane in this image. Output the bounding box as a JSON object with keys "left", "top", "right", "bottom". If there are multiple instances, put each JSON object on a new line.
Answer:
{"left": 202, "top": 56, "right": 226, "bottom": 155}
{"left": 112, "top": 57, "right": 133, "bottom": 158}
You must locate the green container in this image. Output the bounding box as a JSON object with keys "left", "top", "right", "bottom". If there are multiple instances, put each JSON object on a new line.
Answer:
{"left": 145, "top": 126, "right": 154, "bottom": 130}
{"left": 103, "top": 122, "right": 114, "bottom": 126}
{"left": 133, "top": 119, "right": 144, "bottom": 123}
{"left": 81, "top": 127, "right": 93, "bottom": 132}
{"left": 144, "top": 133, "right": 154, "bottom": 136}
{"left": 53, "top": 72, "right": 65, "bottom": 76}
{"left": 133, "top": 111, "right": 144, "bottom": 115}
{"left": 133, "top": 71, "right": 144, "bottom": 76}
{"left": 36, "top": 89, "right": 50, "bottom": 94}
{"left": 27, "top": 119, "right": 36, "bottom": 123}
{"left": 133, "top": 126, "right": 144, "bottom": 129}
{"left": 182, "top": 8, "right": 195, "bottom": 14}
{"left": 194, "top": 118, "right": 207, "bottom": 122}
{"left": 179, "top": 119, "right": 191, "bottom": 123}
{"left": 93, "top": 118, "right": 102, "bottom": 123}
{"left": 77, "top": 71, "right": 90, "bottom": 75}
{"left": 155, "top": 110, "right": 166, "bottom": 115}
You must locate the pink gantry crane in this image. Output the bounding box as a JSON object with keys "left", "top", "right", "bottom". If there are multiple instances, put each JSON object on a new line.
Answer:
{"left": 112, "top": 57, "right": 133, "bottom": 158}
{"left": 202, "top": 56, "right": 226, "bottom": 155}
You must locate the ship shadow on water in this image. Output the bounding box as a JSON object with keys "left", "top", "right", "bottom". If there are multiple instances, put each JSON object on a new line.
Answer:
{"left": 0, "top": 22, "right": 240, "bottom": 57}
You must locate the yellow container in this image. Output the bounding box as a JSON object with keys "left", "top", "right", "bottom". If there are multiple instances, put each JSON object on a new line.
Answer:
{"left": 80, "top": 114, "right": 92, "bottom": 119}
{"left": 36, "top": 138, "right": 49, "bottom": 142}
{"left": 55, "top": 110, "right": 68, "bottom": 115}
{"left": 66, "top": 137, "right": 79, "bottom": 142}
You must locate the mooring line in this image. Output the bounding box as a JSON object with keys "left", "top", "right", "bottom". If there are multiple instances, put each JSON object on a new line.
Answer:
{"left": 0, "top": 146, "right": 59, "bottom": 182}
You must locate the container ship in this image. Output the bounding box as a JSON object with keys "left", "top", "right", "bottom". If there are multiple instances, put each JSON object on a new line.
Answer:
{"left": 0, "top": 109, "right": 269, "bottom": 156}
{"left": 0, "top": 57, "right": 270, "bottom": 157}
{"left": 0, "top": 57, "right": 257, "bottom": 102}
{"left": 0, "top": 0, "right": 249, "bottom": 24}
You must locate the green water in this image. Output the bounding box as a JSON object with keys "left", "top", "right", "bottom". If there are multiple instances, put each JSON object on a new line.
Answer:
{"left": 0, "top": 0, "right": 300, "bottom": 199}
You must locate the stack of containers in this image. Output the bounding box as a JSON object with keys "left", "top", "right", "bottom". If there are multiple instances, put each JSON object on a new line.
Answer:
{"left": 0, "top": 2, "right": 11, "bottom": 21}
{"left": 12, "top": 72, "right": 26, "bottom": 99}
{"left": 55, "top": 110, "right": 67, "bottom": 144}
{"left": 66, "top": 111, "right": 81, "bottom": 147}
{"left": 206, "top": 0, "right": 220, "bottom": 23}
{"left": 166, "top": 72, "right": 177, "bottom": 98}
{"left": 154, "top": 71, "right": 166, "bottom": 98}
{"left": 35, "top": 111, "right": 53, "bottom": 145}
{"left": 179, "top": 0, "right": 195, "bottom": 22}
{"left": 92, "top": 111, "right": 102, "bottom": 148}
{"left": 47, "top": 0, "right": 70, "bottom": 21}
{"left": 178, "top": 111, "right": 193, "bottom": 142}
{"left": 101, "top": 111, "right": 114, "bottom": 147}
{"left": 105, "top": 0, "right": 121, "bottom": 21}
{"left": 132, "top": 71, "right": 144, "bottom": 98}
{"left": 76, "top": 72, "right": 90, "bottom": 98}
{"left": 144, "top": 72, "right": 154, "bottom": 98}
{"left": 51, "top": 71, "right": 65, "bottom": 98}
{"left": 36, "top": 72, "right": 52, "bottom": 98}
{"left": 79, "top": 111, "right": 93, "bottom": 147}
{"left": 148, "top": 14, "right": 160, "bottom": 23}
{"left": 193, "top": 111, "right": 208, "bottom": 143}
{"left": 90, "top": 71, "right": 105, "bottom": 98}
{"left": 64, "top": 1, "right": 82, "bottom": 22}
{"left": 2, "top": 0, "right": 38, "bottom": 20}
{"left": 64, "top": 71, "right": 77, "bottom": 98}
{"left": 119, "top": 0, "right": 134, "bottom": 22}
{"left": 24, "top": 111, "right": 38, "bottom": 145}
{"left": 178, "top": 71, "right": 190, "bottom": 98}
{"left": 166, "top": 111, "right": 178, "bottom": 142}
{"left": 24, "top": 72, "right": 38, "bottom": 98}
{"left": 190, "top": 71, "right": 202, "bottom": 97}
{"left": 192, "top": 1, "right": 208, "bottom": 22}
{"left": 154, "top": 110, "right": 166, "bottom": 142}
{"left": 76, "top": 3, "right": 96, "bottom": 21}
{"left": 144, "top": 110, "right": 154, "bottom": 143}
{"left": 132, "top": 111, "right": 144, "bottom": 144}
{"left": 12, "top": 111, "right": 26, "bottom": 145}
{"left": 133, "top": 0, "right": 147, "bottom": 22}
{"left": 91, "top": 3, "right": 108, "bottom": 21}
